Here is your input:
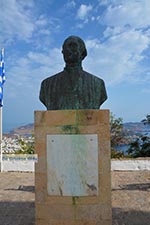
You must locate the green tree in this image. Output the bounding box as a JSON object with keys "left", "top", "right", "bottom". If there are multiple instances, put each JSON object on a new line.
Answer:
{"left": 127, "top": 136, "right": 150, "bottom": 157}
{"left": 141, "top": 114, "right": 150, "bottom": 125}
{"left": 110, "top": 113, "right": 124, "bottom": 147}
{"left": 110, "top": 113, "right": 125, "bottom": 158}
{"left": 127, "top": 114, "right": 150, "bottom": 157}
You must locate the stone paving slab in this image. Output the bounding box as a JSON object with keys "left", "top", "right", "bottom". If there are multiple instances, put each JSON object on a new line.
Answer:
{"left": 0, "top": 171, "right": 149, "bottom": 225}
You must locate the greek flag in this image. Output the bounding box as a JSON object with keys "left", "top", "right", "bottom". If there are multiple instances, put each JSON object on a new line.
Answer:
{"left": 0, "top": 48, "right": 6, "bottom": 106}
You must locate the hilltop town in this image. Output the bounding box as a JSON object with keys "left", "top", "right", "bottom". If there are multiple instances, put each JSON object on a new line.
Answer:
{"left": 2, "top": 122, "right": 150, "bottom": 154}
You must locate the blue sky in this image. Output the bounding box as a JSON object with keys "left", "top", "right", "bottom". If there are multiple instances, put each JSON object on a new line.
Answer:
{"left": 1, "top": 0, "right": 150, "bottom": 132}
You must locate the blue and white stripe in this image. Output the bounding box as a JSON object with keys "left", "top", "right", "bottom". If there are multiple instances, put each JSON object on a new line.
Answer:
{"left": 0, "top": 48, "right": 6, "bottom": 106}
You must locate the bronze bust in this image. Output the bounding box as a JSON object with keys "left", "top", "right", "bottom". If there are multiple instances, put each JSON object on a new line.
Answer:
{"left": 39, "top": 36, "right": 107, "bottom": 110}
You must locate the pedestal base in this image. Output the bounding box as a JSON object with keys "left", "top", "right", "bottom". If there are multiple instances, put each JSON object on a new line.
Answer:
{"left": 34, "top": 110, "right": 112, "bottom": 225}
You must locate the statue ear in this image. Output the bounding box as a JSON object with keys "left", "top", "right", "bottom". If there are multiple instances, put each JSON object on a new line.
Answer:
{"left": 82, "top": 50, "right": 87, "bottom": 60}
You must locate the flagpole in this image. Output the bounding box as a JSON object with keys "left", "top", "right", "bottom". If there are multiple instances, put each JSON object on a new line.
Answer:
{"left": 0, "top": 107, "right": 2, "bottom": 172}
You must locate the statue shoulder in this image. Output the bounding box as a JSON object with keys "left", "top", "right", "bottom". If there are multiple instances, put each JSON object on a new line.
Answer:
{"left": 82, "top": 70, "right": 105, "bottom": 83}
{"left": 41, "top": 71, "right": 64, "bottom": 86}
{"left": 82, "top": 70, "right": 107, "bottom": 103}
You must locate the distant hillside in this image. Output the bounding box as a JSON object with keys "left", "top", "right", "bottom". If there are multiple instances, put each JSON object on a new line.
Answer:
{"left": 7, "top": 122, "right": 150, "bottom": 137}
{"left": 9, "top": 123, "right": 34, "bottom": 136}
{"left": 123, "top": 122, "right": 150, "bottom": 136}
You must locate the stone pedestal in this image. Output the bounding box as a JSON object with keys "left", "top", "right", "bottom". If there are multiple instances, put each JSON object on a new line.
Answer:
{"left": 34, "top": 110, "right": 112, "bottom": 225}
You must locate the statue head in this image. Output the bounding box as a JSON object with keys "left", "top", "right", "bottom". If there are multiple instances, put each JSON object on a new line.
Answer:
{"left": 62, "top": 36, "right": 87, "bottom": 66}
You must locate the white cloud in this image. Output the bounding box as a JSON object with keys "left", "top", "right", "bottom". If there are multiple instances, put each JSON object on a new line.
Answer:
{"left": 0, "top": 0, "right": 61, "bottom": 50}
{"left": 17, "top": 0, "right": 35, "bottom": 8}
{"left": 98, "top": 0, "right": 117, "bottom": 6}
{"left": 101, "top": 0, "right": 150, "bottom": 28}
{"left": 6, "top": 47, "right": 64, "bottom": 99}
{"left": 35, "top": 16, "right": 48, "bottom": 26}
{"left": 103, "top": 26, "right": 126, "bottom": 38}
{"left": 83, "top": 29, "right": 149, "bottom": 86}
{"left": 76, "top": 4, "right": 93, "bottom": 20}
{"left": 65, "top": 1, "right": 76, "bottom": 9}
{"left": 87, "top": 0, "right": 150, "bottom": 86}
{"left": 0, "top": 0, "right": 36, "bottom": 43}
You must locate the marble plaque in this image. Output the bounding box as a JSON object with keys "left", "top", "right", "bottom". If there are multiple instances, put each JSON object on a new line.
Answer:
{"left": 46, "top": 134, "right": 98, "bottom": 196}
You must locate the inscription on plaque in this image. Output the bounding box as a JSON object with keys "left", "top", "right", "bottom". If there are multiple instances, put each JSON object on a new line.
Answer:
{"left": 46, "top": 134, "right": 98, "bottom": 196}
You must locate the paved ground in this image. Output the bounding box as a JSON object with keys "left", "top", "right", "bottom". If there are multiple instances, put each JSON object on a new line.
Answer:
{"left": 0, "top": 172, "right": 34, "bottom": 225}
{"left": 112, "top": 171, "right": 150, "bottom": 225}
{"left": 0, "top": 171, "right": 150, "bottom": 225}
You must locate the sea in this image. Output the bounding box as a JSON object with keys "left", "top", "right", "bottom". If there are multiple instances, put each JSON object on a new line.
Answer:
{"left": 115, "top": 144, "right": 130, "bottom": 155}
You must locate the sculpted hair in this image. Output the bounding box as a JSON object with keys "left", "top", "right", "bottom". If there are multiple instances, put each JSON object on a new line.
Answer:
{"left": 62, "top": 36, "right": 87, "bottom": 60}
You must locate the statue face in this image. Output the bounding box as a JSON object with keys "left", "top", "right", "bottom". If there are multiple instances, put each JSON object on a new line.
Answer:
{"left": 62, "top": 39, "right": 82, "bottom": 65}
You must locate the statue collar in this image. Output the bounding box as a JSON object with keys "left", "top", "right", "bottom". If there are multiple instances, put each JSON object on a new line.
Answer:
{"left": 64, "top": 65, "right": 83, "bottom": 73}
